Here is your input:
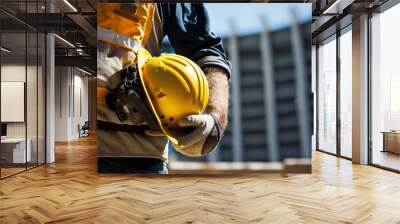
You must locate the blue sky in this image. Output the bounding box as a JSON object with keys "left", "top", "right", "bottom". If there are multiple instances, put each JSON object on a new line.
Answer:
{"left": 204, "top": 3, "right": 312, "bottom": 37}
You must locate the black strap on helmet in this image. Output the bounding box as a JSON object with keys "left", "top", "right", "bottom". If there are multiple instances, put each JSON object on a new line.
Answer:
{"left": 105, "top": 63, "right": 159, "bottom": 130}
{"left": 98, "top": 120, "right": 150, "bottom": 133}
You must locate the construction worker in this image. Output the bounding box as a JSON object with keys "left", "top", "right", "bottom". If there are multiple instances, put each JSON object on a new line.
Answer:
{"left": 97, "top": 3, "right": 230, "bottom": 174}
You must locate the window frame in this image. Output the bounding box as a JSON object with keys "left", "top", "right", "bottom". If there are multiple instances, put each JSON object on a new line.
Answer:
{"left": 315, "top": 22, "right": 353, "bottom": 160}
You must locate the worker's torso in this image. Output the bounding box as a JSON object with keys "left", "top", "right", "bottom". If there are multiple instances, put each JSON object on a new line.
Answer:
{"left": 97, "top": 3, "right": 168, "bottom": 161}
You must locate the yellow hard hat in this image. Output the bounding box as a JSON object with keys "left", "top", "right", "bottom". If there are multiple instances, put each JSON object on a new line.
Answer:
{"left": 137, "top": 48, "right": 209, "bottom": 147}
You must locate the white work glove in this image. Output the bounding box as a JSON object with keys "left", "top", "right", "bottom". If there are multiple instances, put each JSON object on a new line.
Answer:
{"left": 97, "top": 41, "right": 136, "bottom": 89}
{"left": 97, "top": 43, "right": 123, "bottom": 86}
{"left": 173, "top": 114, "right": 221, "bottom": 157}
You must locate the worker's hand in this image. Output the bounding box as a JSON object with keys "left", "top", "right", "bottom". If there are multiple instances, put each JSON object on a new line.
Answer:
{"left": 174, "top": 114, "right": 221, "bottom": 157}
{"left": 97, "top": 50, "right": 123, "bottom": 86}
{"left": 97, "top": 41, "right": 136, "bottom": 89}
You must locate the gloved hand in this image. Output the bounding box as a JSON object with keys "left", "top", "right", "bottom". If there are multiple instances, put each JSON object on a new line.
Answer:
{"left": 97, "top": 42, "right": 121, "bottom": 85}
{"left": 173, "top": 114, "right": 221, "bottom": 157}
{"left": 144, "top": 114, "right": 222, "bottom": 156}
{"left": 97, "top": 41, "right": 136, "bottom": 89}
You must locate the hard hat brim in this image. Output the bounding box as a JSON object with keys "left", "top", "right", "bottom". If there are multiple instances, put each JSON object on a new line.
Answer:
{"left": 137, "top": 48, "right": 180, "bottom": 146}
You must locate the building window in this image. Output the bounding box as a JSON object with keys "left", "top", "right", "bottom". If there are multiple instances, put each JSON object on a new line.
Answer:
{"left": 339, "top": 27, "right": 352, "bottom": 158}
{"left": 370, "top": 3, "right": 400, "bottom": 171}
{"left": 317, "top": 35, "right": 337, "bottom": 154}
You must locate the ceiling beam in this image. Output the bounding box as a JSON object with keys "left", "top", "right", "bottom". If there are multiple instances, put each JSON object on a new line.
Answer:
{"left": 10, "top": 13, "right": 82, "bottom": 32}
{"left": 323, "top": 0, "right": 356, "bottom": 14}
{"left": 55, "top": 55, "right": 96, "bottom": 71}
{"left": 67, "top": 13, "right": 96, "bottom": 46}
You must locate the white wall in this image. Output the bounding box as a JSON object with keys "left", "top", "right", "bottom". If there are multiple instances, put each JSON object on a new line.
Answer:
{"left": 1, "top": 65, "right": 26, "bottom": 135}
{"left": 1, "top": 63, "right": 46, "bottom": 164}
{"left": 55, "top": 66, "right": 69, "bottom": 141}
{"left": 1, "top": 65, "right": 26, "bottom": 142}
{"left": 55, "top": 67, "right": 89, "bottom": 141}
{"left": 1, "top": 65, "right": 31, "bottom": 138}
{"left": 72, "top": 72, "right": 89, "bottom": 138}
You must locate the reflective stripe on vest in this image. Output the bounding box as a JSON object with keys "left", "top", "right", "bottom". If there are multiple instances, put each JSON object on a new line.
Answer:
{"left": 97, "top": 3, "right": 155, "bottom": 50}
{"left": 97, "top": 28, "right": 142, "bottom": 52}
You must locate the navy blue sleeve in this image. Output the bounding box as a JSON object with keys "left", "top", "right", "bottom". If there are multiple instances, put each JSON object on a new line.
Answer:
{"left": 159, "top": 3, "right": 231, "bottom": 78}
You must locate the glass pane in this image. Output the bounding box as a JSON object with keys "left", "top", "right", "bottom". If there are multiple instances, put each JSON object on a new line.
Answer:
{"left": 38, "top": 32, "right": 45, "bottom": 165}
{"left": 1, "top": 30, "right": 27, "bottom": 177}
{"left": 317, "top": 36, "right": 337, "bottom": 154}
{"left": 340, "top": 29, "right": 352, "bottom": 158}
{"left": 312, "top": 46, "right": 317, "bottom": 150}
{"left": 371, "top": 5, "right": 400, "bottom": 171}
{"left": 27, "top": 31, "right": 38, "bottom": 169}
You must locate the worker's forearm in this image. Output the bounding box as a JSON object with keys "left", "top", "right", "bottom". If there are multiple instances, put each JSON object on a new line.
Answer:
{"left": 203, "top": 66, "right": 230, "bottom": 133}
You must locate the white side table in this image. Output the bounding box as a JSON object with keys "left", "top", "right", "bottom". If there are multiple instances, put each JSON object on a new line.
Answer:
{"left": 1, "top": 138, "right": 31, "bottom": 163}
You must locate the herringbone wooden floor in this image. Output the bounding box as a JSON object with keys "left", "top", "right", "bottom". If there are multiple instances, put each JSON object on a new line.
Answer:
{"left": 1, "top": 135, "right": 400, "bottom": 224}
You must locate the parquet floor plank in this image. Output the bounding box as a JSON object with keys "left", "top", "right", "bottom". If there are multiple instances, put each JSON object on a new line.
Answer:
{"left": 0, "top": 135, "right": 399, "bottom": 223}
